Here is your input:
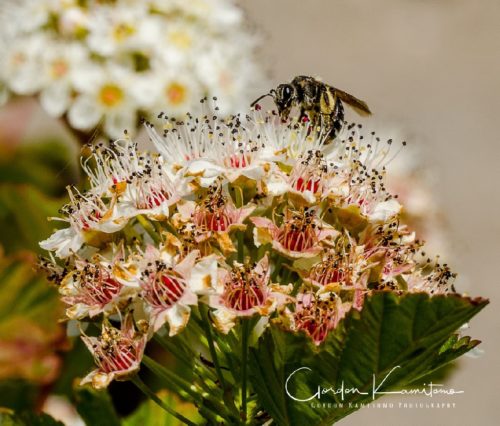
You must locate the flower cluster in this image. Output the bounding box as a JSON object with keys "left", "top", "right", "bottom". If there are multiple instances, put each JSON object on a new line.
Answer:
{"left": 0, "top": 0, "right": 264, "bottom": 138}
{"left": 40, "top": 102, "right": 456, "bottom": 388}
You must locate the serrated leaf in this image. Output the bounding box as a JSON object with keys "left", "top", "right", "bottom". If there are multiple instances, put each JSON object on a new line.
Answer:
{"left": 250, "top": 292, "right": 488, "bottom": 426}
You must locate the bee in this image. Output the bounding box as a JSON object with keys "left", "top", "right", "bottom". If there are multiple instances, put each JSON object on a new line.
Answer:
{"left": 251, "top": 76, "right": 372, "bottom": 142}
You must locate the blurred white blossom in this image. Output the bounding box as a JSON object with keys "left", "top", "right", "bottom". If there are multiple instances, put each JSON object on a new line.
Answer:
{"left": 0, "top": 0, "right": 265, "bottom": 138}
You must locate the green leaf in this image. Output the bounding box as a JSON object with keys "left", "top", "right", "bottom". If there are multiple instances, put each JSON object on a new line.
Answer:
{"left": 0, "top": 254, "right": 64, "bottom": 389}
{"left": 0, "top": 184, "right": 64, "bottom": 253}
{"left": 0, "top": 381, "right": 38, "bottom": 412}
{"left": 73, "top": 386, "right": 121, "bottom": 426}
{"left": 0, "top": 410, "right": 64, "bottom": 426}
{"left": 250, "top": 292, "right": 488, "bottom": 426}
{"left": 0, "top": 139, "right": 78, "bottom": 196}
{"left": 123, "top": 389, "right": 202, "bottom": 426}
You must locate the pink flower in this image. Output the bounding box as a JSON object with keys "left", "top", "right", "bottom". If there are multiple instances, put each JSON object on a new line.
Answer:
{"left": 361, "top": 221, "right": 418, "bottom": 280}
{"left": 139, "top": 246, "right": 217, "bottom": 335}
{"left": 174, "top": 183, "right": 255, "bottom": 254}
{"left": 251, "top": 209, "right": 338, "bottom": 259}
{"left": 177, "top": 184, "right": 255, "bottom": 240}
{"left": 210, "top": 255, "right": 291, "bottom": 333}
{"left": 81, "top": 315, "right": 147, "bottom": 389}
{"left": 292, "top": 289, "right": 350, "bottom": 345}
{"left": 59, "top": 248, "right": 139, "bottom": 319}
{"left": 287, "top": 150, "right": 329, "bottom": 204}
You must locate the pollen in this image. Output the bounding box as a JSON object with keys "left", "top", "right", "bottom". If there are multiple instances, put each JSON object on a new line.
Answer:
{"left": 99, "top": 84, "right": 124, "bottom": 107}
{"left": 169, "top": 30, "right": 192, "bottom": 50}
{"left": 113, "top": 23, "right": 136, "bottom": 41}
{"left": 50, "top": 58, "right": 69, "bottom": 78}
{"left": 166, "top": 82, "right": 187, "bottom": 106}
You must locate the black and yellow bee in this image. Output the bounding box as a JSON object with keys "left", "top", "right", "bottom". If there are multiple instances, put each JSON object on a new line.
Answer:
{"left": 251, "top": 75, "right": 371, "bottom": 142}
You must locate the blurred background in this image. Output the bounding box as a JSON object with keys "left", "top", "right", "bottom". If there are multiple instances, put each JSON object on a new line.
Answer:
{"left": 0, "top": 0, "right": 498, "bottom": 425}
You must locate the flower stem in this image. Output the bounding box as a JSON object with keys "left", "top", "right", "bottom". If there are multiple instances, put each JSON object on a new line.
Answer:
{"left": 240, "top": 319, "right": 250, "bottom": 423}
{"left": 200, "top": 304, "right": 226, "bottom": 390}
{"left": 131, "top": 375, "right": 196, "bottom": 426}
{"left": 137, "top": 214, "right": 161, "bottom": 243}
{"left": 271, "top": 255, "right": 284, "bottom": 282}
{"left": 237, "top": 231, "right": 244, "bottom": 263}
{"left": 143, "top": 355, "right": 227, "bottom": 423}
{"left": 142, "top": 355, "right": 200, "bottom": 401}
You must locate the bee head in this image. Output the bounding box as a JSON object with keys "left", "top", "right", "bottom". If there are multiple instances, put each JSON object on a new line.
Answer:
{"left": 276, "top": 84, "right": 295, "bottom": 111}
{"left": 250, "top": 84, "right": 296, "bottom": 119}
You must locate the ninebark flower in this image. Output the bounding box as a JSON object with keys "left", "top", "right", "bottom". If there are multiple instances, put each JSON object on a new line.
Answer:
{"left": 291, "top": 289, "right": 350, "bottom": 345}
{"left": 38, "top": 102, "right": 470, "bottom": 407}
{"left": 210, "top": 255, "right": 291, "bottom": 333}
{"left": 251, "top": 209, "right": 339, "bottom": 259}
{"left": 58, "top": 246, "right": 139, "bottom": 320}
{"left": 139, "top": 246, "right": 217, "bottom": 335}
{"left": 81, "top": 315, "right": 147, "bottom": 389}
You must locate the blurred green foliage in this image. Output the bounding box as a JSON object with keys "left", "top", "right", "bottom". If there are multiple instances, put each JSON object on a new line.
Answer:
{"left": 0, "top": 139, "right": 78, "bottom": 196}
{"left": 73, "top": 386, "right": 121, "bottom": 426}
{"left": 0, "top": 410, "right": 64, "bottom": 426}
{"left": 0, "top": 138, "right": 79, "bottom": 414}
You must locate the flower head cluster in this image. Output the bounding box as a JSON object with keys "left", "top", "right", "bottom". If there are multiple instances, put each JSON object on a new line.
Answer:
{"left": 40, "top": 103, "right": 457, "bottom": 387}
{"left": 0, "top": 0, "right": 264, "bottom": 137}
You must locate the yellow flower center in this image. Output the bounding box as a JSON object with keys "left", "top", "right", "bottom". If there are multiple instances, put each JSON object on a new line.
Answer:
{"left": 169, "top": 30, "right": 192, "bottom": 50}
{"left": 12, "top": 52, "right": 26, "bottom": 66}
{"left": 165, "top": 82, "right": 187, "bottom": 105}
{"left": 99, "top": 84, "right": 124, "bottom": 107}
{"left": 113, "top": 23, "right": 135, "bottom": 42}
{"left": 51, "top": 59, "right": 69, "bottom": 78}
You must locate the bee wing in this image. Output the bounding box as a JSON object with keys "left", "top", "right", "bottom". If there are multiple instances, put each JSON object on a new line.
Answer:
{"left": 332, "top": 88, "right": 372, "bottom": 116}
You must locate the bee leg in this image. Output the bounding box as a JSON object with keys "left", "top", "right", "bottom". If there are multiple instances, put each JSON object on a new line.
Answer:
{"left": 280, "top": 106, "right": 292, "bottom": 121}
{"left": 324, "top": 101, "right": 345, "bottom": 143}
{"left": 298, "top": 107, "right": 310, "bottom": 123}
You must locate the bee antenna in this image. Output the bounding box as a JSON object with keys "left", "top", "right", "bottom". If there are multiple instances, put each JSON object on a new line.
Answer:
{"left": 250, "top": 91, "right": 275, "bottom": 107}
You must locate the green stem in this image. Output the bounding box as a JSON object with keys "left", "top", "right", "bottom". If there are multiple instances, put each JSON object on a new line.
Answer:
{"left": 291, "top": 278, "right": 303, "bottom": 296}
{"left": 281, "top": 265, "right": 292, "bottom": 284}
{"left": 142, "top": 355, "right": 200, "bottom": 401}
{"left": 271, "top": 256, "right": 284, "bottom": 282}
{"left": 199, "top": 304, "right": 226, "bottom": 390}
{"left": 237, "top": 231, "right": 244, "bottom": 263}
{"left": 240, "top": 319, "right": 250, "bottom": 423}
{"left": 153, "top": 334, "right": 195, "bottom": 370}
{"left": 142, "top": 355, "right": 226, "bottom": 423}
{"left": 234, "top": 185, "right": 245, "bottom": 264}
{"left": 131, "top": 376, "right": 196, "bottom": 426}
{"left": 137, "top": 214, "right": 161, "bottom": 243}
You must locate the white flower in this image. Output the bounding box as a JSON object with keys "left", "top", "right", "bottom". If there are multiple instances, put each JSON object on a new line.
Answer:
{"left": 0, "top": 0, "right": 265, "bottom": 138}
{"left": 86, "top": 3, "right": 151, "bottom": 56}
{"left": 2, "top": 35, "right": 46, "bottom": 95}
{"left": 134, "top": 69, "right": 202, "bottom": 116}
{"left": 39, "top": 40, "right": 87, "bottom": 117}
{"left": 68, "top": 64, "right": 138, "bottom": 138}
